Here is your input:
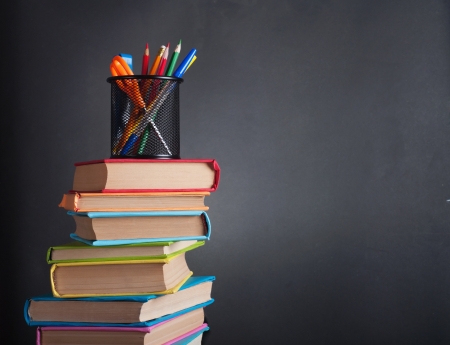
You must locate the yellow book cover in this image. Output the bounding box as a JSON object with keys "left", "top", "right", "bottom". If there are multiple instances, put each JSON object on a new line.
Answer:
{"left": 50, "top": 254, "right": 193, "bottom": 298}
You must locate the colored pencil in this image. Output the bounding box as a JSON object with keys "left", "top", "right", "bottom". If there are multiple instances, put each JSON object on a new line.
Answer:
{"left": 141, "top": 43, "right": 149, "bottom": 75}
{"left": 166, "top": 40, "right": 181, "bottom": 76}
{"left": 148, "top": 45, "right": 166, "bottom": 75}
{"left": 157, "top": 43, "right": 170, "bottom": 75}
{"left": 138, "top": 44, "right": 170, "bottom": 154}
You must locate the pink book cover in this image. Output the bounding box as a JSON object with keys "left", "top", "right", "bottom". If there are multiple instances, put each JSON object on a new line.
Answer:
{"left": 36, "top": 323, "right": 208, "bottom": 345}
{"left": 70, "top": 159, "right": 220, "bottom": 193}
{"left": 162, "top": 324, "right": 208, "bottom": 345}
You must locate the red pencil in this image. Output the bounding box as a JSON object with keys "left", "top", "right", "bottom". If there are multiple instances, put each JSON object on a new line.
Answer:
{"left": 156, "top": 43, "right": 170, "bottom": 75}
{"left": 141, "top": 43, "right": 149, "bottom": 75}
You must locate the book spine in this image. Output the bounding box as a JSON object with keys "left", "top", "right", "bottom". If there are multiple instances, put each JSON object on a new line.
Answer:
{"left": 212, "top": 159, "right": 221, "bottom": 192}
{"left": 23, "top": 299, "right": 32, "bottom": 326}
{"left": 58, "top": 193, "right": 78, "bottom": 212}
{"left": 50, "top": 265, "right": 61, "bottom": 298}
{"left": 46, "top": 247, "right": 53, "bottom": 264}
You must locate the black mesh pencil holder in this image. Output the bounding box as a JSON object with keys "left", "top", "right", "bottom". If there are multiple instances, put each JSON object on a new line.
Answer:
{"left": 107, "top": 75, "right": 183, "bottom": 159}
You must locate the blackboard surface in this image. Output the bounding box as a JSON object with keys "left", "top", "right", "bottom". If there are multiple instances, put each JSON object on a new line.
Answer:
{"left": 2, "top": 1, "right": 450, "bottom": 344}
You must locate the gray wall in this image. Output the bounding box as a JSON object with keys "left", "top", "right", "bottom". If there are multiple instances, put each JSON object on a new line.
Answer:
{"left": 2, "top": 1, "right": 450, "bottom": 344}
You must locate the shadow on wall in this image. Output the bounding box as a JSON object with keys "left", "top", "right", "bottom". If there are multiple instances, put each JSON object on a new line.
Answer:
{"left": 1, "top": 0, "right": 20, "bottom": 334}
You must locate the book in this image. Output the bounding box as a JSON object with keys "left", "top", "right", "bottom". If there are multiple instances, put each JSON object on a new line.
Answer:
{"left": 171, "top": 327, "right": 208, "bottom": 345}
{"left": 47, "top": 240, "right": 204, "bottom": 264}
{"left": 68, "top": 211, "right": 211, "bottom": 246}
{"left": 50, "top": 253, "right": 192, "bottom": 298}
{"left": 59, "top": 192, "right": 210, "bottom": 212}
{"left": 71, "top": 159, "right": 220, "bottom": 192}
{"left": 162, "top": 324, "right": 209, "bottom": 345}
{"left": 24, "top": 276, "right": 214, "bottom": 327}
{"left": 36, "top": 309, "right": 207, "bottom": 345}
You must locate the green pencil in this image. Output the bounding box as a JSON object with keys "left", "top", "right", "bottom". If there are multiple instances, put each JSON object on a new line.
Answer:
{"left": 165, "top": 40, "right": 181, "bottom": 76}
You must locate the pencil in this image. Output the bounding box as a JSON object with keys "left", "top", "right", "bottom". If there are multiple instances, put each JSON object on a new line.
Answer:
{"left": 141, "top": 43, "right": 149, "bottom": 75}
{"left": 138, "top": 44, "right": 170, "bottom": 154}
{"left": 148, "top": 45, "right": 166, "bottom": 75}
{"left": 157, "top": 43, "right": 170, "bottom": 75}
{"left": 165, "top": 40, "right": 181, "bottom": 76}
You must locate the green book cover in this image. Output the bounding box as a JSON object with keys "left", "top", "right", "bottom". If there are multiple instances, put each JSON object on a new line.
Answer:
{"left": 46, "top": 240, "right": 204, "bottom": 264}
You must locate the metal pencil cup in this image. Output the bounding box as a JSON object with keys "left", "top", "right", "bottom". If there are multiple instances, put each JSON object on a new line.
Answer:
{"left": 107, "top": 75, "right": 183, "bottom": 158}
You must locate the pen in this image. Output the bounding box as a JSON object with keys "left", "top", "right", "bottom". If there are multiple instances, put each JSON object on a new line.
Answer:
{"left": 110, "top": 55, "right": 147, "bottom": 153}
{"left": 114, "top": 46, "right": 198, "bottom": 155}
{"left": 165, "top": 40, "right": 181, "bottom": 76}
{"left": 141, "top": 43, "right": 149, "bottom": 75}
{"left": 111, "top": 55, "right": 133, "bottom": 75}
{"left": 111, "top": 57, "right": 144, "bottom": 108}
{"left": 111, "top": 54, "right": 172, "bottom": 155}
{"left": 186, "top": 55, "right": 197, "bottom": 72}
{"left": 173, "top": 48, "right": 196, "bottom": 78}
{"left": 148, "top": 45, "right": 166, "bottom": 75}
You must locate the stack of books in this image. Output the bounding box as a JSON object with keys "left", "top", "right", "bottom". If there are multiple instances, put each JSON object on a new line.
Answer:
{"left": 24, "top": 158, "right": 220, "bottom": 345}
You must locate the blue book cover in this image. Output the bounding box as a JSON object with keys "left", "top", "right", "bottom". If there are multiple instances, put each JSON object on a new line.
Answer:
{"left": 24, "top": 276, "right": 215, "bottom": 327}
{"left": 68, "top": 210, "right": 211, "bottom": 246}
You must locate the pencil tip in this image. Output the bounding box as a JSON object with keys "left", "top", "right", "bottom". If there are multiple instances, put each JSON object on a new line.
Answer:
{"left": 146, "top": 43, "right": 148, "bottom": 48}
{"left": 179, "top": 39, "right": 182, "bottom": 44}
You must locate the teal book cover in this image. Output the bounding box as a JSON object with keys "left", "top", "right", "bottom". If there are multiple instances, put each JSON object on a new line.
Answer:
{"left": 24, "top": 276, "right": 215, "bottom": 327}
{"left": 68, "top": 210, "right": 211, "bottom": 246}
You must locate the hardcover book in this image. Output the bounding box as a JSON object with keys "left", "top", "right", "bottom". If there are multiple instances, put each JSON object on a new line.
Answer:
{"left": 25, "top": 277, "right": 214, "bottom": 326}
{"left": 50, "top": 253, "right": 192, "bottom": 298}
{"left": 71, "top": 159, "right": 220, "bottom": 192}
{"left": 47, "top": 240, "right": 204, "bottom": 264}
{"left": 170, "top": 326, "right": 209, "bottom": 345}
{"left": 69, "top": 210, "right": 211, "bottom": 246}
{"left": 59, "top": 192, "right": 210, "bottom": 212}
{"left": 35, "top": 309, "right": 208, "bottom": 345}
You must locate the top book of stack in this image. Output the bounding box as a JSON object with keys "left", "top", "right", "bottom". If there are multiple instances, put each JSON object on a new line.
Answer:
{"left": 70, "top": 159, "right": 220, "bottom": 193}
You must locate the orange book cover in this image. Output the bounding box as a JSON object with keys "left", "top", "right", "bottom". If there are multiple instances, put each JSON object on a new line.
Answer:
{"left": 59, "top": 192, "right": 210, "bottom": 212}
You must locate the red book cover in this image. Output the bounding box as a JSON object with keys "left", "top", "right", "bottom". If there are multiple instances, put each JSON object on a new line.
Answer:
{"left": 70, "top": 159, "right": 220, "bottom": 193}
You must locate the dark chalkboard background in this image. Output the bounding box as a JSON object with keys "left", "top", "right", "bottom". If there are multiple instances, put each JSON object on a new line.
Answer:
{"left": 2, "top": 1, "right": 450, "bottom": 344}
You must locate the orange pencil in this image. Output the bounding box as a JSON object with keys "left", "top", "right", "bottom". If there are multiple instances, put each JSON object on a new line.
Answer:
{"left": 148, "top": 45, "right": 166, "bottom": 75}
